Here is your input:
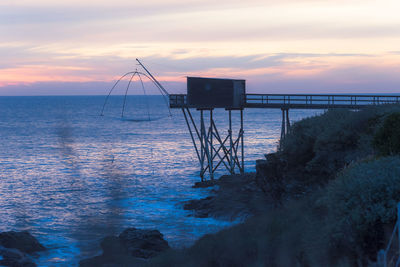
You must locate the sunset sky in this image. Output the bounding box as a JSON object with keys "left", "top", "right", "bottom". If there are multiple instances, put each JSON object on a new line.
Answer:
{"left": 1, "top": 0, "right": 400, "bottom": 95}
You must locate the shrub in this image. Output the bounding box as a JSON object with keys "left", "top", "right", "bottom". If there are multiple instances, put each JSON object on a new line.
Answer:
{"left": 277, "top": 108, "right": 381, "bottom": 186}
{"left": 321, "top": 156, "right": 400, "bottom": 260}
{"left": 373, "top": 112, "right": 400, "bottom": 155}
{"left": 279, "top": 114, "right": 321, "bottom": 166}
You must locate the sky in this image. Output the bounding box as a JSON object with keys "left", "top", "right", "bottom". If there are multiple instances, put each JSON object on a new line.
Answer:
{"left": 1, "top": 0, "right": 400, "bottom": 95}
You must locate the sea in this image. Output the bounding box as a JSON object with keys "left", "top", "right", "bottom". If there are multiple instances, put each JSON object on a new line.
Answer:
{"left": 0, "top": 95, "right": 321, "bottom": 266}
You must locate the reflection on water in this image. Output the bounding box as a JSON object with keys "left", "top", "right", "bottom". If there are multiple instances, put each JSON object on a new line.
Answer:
{"left": 0, "top": 96, "right": 321, "bottom": 265}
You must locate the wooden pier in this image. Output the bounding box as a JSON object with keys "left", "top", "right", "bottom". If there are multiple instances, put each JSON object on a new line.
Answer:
{"left": 170, "top": 93, "right": 400, "bottom": 109}
{"left": 120, "top": 61, "right": 399, "bottom": 180}
{"left": 170, "top": 93, "right": 400, "bottom": 181}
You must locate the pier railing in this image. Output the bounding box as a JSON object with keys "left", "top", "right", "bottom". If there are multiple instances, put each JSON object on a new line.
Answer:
{"left": 170, "top": 94, "right": 186, "bottom": 108}
{"left": 170, "top": 94, "right": 400, "bottom": 109}
{"left": 245, "top": 94, "right": 400, "bottom": 109}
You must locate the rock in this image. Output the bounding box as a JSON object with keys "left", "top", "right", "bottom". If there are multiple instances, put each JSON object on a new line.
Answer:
{"left": 183, "top": 173, "right": 270, "bottom": 220}
{"left": 79, "top": 250, "right": 144, "bottom": 267}
{"left": 79, "top": 228, "right": 170, "bottom": 267}
{"left": 0, "top": 231, "right": 45, "bottom": 254}
{"left": 119, "top": 228, "right": 170, "bottom": 259}
{"left": 0, "top": 246, "right": 36, "bottom": 267}
{"left": 0, "top": 246, "right": 24, "bottom": 261}
{"left": 100, "top": 236, "right": 128, "bottom": 257}
{"left": 183, "top": 196, "right": 214, "bottom": 218}
{"left": 192, "top": 180, "right": 218, "bottom": 188}
{"left": 0, "top": 231, "right": 44, "bottom": 267}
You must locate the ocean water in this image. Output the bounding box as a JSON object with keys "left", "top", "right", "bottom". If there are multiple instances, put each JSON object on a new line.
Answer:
{"left": 0, "top": 96, "right": 321, "bottom": 266}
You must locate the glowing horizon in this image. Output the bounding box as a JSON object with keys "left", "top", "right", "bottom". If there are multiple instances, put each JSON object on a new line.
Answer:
{"left": 1, "top": 0, "right": 400, "bottom": 95}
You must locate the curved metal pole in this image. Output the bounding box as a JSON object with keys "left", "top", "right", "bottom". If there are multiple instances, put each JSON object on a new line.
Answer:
{"left": 135, "top": 71, "right": 171, "bottom": 116}
{"left": 100, "top": 71, "right": 136, "bottom": 116}
{"left": 121, "top": 72, "right": 137, "bottom": 117}
{"left": 136, "top": 58, "right": 169, "bottom": 96}
{"left": 136, "top": 59, "right": 171, "bottom": 116}
{"left": 137, "top": 73, "right": 151, "bottom": 121}
{"left": 101, "top": 69, "right": 172, "bottom": 117}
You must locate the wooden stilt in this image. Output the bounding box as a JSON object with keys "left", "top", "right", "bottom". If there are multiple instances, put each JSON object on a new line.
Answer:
{"left": 286, "top": 109, "right": 290, "bottom": 135}
{"left": 240, "top": 109, "right": 244, "bottom": 174}
{"left": 181, "top": 108, "right": 244, "bottom": 180}
{"left": 229, "top": 110, "right": 234, "bottom": 174}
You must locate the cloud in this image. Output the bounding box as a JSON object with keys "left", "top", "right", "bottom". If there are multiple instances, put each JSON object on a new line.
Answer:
{"left": 138, "top": 52, "right": 373, "bottom": 76}
{"left": 2, "top": 0, "right": 400, "bottom": 44}
{"left": 0, "top": 41, "right": 394, "bottom": 88}
{"left": 1, "top": 0, "right": 400, "bottom": 95}
{"left": 2, "top": 61, "right": 400, "bottom": 96}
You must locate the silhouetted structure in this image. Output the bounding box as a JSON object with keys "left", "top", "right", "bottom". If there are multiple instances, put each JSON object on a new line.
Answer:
{"left": 171, "top": 90, "right": 400, "bottom": 180}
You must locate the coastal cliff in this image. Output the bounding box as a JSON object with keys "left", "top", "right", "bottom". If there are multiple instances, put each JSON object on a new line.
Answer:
{"left": 148, "top": 105, "right": 400, "bottom": 267}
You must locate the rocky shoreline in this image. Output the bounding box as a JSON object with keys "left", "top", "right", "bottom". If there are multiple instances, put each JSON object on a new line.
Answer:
{"left": 0, "top": 231, "right": 45, "bottom": 267}
{"left": 0, "top": 173, "right": 265, "bottom": 267}
{"left": 182, "top": 173, "right": 271, "bottom": 221}
{"left": 78, "top": 173, "right": 267, "bottom": 266}
{"left": 79, "top": 228, "right": 170, "bottom": 266}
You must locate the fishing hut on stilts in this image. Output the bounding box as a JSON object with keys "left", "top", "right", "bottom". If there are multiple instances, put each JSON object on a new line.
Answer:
{"left": 102, "top": 59, "right": 400, "bottom": 181}
{"left": 101, "top": 59, "right": 245, "bottom": 181}
{"left": 170, "top": 77, "right": 246, "bottom": 181}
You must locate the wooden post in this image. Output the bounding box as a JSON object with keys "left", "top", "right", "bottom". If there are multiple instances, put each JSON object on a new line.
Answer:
{"left": 209, "top": 110, "right": 214, "bottom": 180}
{"left": 182, "top": 108, "right": 200, "bottom": 163}
{"left": 286, "top": 109, "right": 290, "bottom": 135}
{"left": 281, "top": 108, "right": 286, "bottom": 141}
{"left": 200, "top": 110, "right": 204, "bottom": 181}
{"left": 201, "top": 109, "right": 212, "bottom": 180}
{"left": 229, "top": 110, "right": 234, "bottom": 174}
{"left": 241, "top": 109, "right": 244, "bottom": 174}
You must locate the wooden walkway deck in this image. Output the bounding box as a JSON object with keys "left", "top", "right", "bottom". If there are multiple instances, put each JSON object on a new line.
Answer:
{"left": 170, "top": 94, "right": 400, "bottom": 109}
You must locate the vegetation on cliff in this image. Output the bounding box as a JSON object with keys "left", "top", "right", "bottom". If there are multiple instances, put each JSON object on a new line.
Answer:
{"left": 255, "top": 105, "right": 400, "bottom": 265}
{"left": 149, "top": 104, "right": 400, "bottom": 267}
